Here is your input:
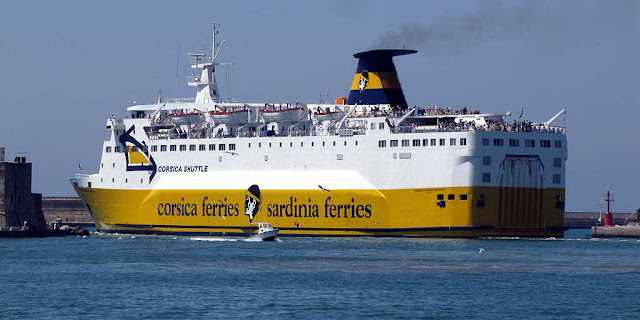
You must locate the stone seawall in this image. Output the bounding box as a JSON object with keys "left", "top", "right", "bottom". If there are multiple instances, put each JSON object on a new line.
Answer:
{"left": 43, "top": 197, "right": 94, "bottom": 224}
{"left": 43, "top": 197, "right": 638, "bottom": 229}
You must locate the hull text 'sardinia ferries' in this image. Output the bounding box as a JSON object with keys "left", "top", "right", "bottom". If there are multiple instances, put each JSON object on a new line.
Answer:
{"left": 70, "top": 24, "right": 568, "bottom": 238}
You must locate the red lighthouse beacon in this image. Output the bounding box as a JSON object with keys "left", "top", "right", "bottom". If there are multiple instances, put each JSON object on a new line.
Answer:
{"left": 603, "top": 191, "right": 614, "bottom": 227}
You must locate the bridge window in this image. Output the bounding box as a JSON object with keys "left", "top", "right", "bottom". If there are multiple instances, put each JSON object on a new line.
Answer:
{"left": 431, "top": 139, "right": 437, "bottom": 146}
{"left": 493, "top": 139, "right": 504, "bottom": 146}
{"left": 229, "top": 144, "right": 235, "bottom": 151}
{"left": 482, "top": 138, "right": 489, "bottom": 146}
{"left": 115, "top": 146, "right": 121, "bottom": 153}
{"left": 189, "top": 145, "right": 196, "bottom": 151}
{"left": 170, "top": 145, "right": 176, "bottom": 151}
{"left": 390, "top": 140, "right": 398, "bottom": 147}
{"left": 439, "top": 139, "right": 445, "bottom": 146}
{"left": 482, "top": 172, "right": 491, "bottom": 183}
{"left": 402, "top": 140, "right": 410, "bottom": 147}
{"left": 450, "top": 138, "right": 456, "bottom": 146}
{"left": 525, "top": 140, "right": 535, "bottom": 147}
{"left": 151, "top": 146, "right": 157, "bottom": 152}
{"left": 219, "top": 144, "right": 225, "bottom": 151}
{"left": 180, "top": 145, "right": 186, "bottom": 151}
{"left": 552, "top": 174, "right": 561, "bottom": 184}
{"left": 483, "top": 156, "right": 492, "bottom": 166}
{"left": 370, "top": 123, "right": 375, "bottom": 130}
{"left": 413, "top": 139, "right": 420, "bottom": 147}
{"left": 540, "top": 140, "right": 551, "bottom": 148}
{"left": 378, "top": 140, "right": 386, "bottom": 148}
{"left": 199, "top": 144, "right": 205, "bottom": 151}
{"left": 509, "top": 139, "right": 519, "bottom": 147}
{"left": 460, "top": 138, "right": 467, "bottom": 146}
{"left": 160, "top": 145, "right": 167, "bottom": 152}
{"left": 208, "top": 144, "right": 215, "bottom": 151}
{"left": 422, "top": 139, "right": 428, "bottom": 146}
{"left": 555, "top": 140, "right": 562, "bottom": 148}
{"left": 378, "top": 122, "right": 385, "bottom": 130}
{"left": 105, "top": 146, "right": 112, "bottom": 153}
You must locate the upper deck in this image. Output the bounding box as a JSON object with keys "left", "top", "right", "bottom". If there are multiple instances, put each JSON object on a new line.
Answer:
{"left": 119, "top": 102, "right": 565, "bottom": 142}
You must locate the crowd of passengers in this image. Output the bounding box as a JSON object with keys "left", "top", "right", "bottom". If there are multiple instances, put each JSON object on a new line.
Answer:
{"left": 399, "top": 119, "right": 552, "bottom": 133}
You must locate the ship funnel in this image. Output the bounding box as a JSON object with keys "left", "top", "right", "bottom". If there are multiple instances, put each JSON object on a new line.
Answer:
{"left": 347, "top": 49, "right": 416, "bottom": 109}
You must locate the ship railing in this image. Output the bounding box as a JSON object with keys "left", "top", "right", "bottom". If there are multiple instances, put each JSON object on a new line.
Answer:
{"left": 391, "top": 125, "right": 565, "bottom": 134}
{"left": 75, "top": 174, "right": 90, "bottom": 178}
{"left": 162, "top": 98, "right": 196, "bottom": 104}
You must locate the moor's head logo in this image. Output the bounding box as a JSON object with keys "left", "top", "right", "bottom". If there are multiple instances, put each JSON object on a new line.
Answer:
{"left": 358, "top": 70, "right": 369, "bottom": 92}
{"left": 244, "top": 185, "right": 262, "bottom": 222}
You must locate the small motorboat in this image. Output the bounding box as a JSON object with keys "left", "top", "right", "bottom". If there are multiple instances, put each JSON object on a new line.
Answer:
{"left": 247, "top": 222, "right": 279, "bottom": 241}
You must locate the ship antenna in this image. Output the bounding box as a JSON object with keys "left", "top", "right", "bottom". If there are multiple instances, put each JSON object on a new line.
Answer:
{"left": 212, "top": 22, "right": 217, "bottom": 64}
{"left": 175, "top": 43, "right": 180, "bottom": 98}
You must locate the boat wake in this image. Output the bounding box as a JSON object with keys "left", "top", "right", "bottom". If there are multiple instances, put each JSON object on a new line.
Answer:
{"left": 189, "top": 237, "right": 239, "bottom": 242}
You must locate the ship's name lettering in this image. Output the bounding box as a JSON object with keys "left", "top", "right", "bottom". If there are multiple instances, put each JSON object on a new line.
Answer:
{"left": 157, "top": 165, "right": 209, "bottom": 173}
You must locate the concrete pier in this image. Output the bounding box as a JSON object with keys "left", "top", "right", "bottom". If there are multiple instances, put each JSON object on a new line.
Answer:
{"left": 591, "top": 223, "right": 640, "bottom": 238}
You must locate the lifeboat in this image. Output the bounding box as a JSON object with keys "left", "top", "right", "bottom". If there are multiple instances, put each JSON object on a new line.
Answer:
{"left": 314, "top": 111, "right": 342, "bottom": 122}
{"left": 260, "top": 105, "right": 305, "bottom": 122}
{"left": 167, "top": 111, "right": 203, "bottom": 126}
{"left": 209, "top": 109, "right": 250, "bottom": 125}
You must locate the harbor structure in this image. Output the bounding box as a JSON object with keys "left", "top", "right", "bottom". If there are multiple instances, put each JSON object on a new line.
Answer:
{"left": 69, "top": 24, "right": 568, "bottom": 237}
{"left": 0, "top": 148, "right": 47, "bottom": 230}
{"left": 592, "top": 191, "right": 640, "bottom": 238}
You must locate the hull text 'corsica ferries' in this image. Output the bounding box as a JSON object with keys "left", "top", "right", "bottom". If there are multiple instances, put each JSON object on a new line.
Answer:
{"left": 70, "top": 24, "right": 568, "bottom": 238}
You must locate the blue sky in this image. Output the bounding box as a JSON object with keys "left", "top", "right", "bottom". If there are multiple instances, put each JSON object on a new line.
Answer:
{"left": 1, "top": 0, "right": 638, "bottom": 212}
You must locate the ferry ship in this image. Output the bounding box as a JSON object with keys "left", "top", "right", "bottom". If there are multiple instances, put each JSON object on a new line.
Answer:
{"left": 70, "top": 25, "right": 568, "bottom": 237}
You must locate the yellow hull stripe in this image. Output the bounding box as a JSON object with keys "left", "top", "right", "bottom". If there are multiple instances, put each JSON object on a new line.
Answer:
{"left": 75, "top": 186, "right": 565, "bottom": 237}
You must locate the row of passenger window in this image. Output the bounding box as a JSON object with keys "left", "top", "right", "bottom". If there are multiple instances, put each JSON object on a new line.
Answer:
{"left": 481, "top": 156, "right": 563, "bottom": 168}
{"left": 482, "top": 138, "right": 562, "bottom": 148}
{"left": 481, "top": 171, "right": 561, "bottom": 184}
{"left": 248, "top": 140, "right": 357, "bottom": 148}
{"left": 105, "top": 144, "right": 236, "bottom": 153}
{"left": 378, "top": 138, "right": 467, "bottom": 148}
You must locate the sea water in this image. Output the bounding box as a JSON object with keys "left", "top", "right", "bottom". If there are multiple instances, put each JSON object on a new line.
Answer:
{"left": 0, "top": 230, "right": 638, "bottom": 319}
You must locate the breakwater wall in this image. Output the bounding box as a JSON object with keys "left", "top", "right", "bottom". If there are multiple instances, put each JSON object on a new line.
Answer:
{"left": 43, "top": 197, "right": 94, "bottom": 227}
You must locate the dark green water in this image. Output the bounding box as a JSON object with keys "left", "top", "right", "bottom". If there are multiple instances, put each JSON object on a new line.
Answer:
{"left": 0, "top": 230, "right": 638, "bottom": 319}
